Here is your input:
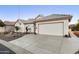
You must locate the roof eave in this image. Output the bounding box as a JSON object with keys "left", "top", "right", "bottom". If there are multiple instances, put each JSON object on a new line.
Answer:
{"left": 36, "top": 16, "right": 73, "bottom": 23}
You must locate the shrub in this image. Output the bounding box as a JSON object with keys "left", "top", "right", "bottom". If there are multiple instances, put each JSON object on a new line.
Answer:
{"left": 75, "top": 20, "right": 79, "bottom": 31}
{"left": 0, "top": 20, "right": 5, "bottom": 27}
{"left": 15, "top": 26, "right": 20, "bottom": 31}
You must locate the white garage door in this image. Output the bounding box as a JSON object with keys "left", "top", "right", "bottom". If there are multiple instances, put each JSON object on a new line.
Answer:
{"left": 38, "top": 23, "right": 64, "bottom": 36}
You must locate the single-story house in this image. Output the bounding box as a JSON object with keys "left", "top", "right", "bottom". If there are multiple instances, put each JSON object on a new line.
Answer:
{"left": 35, "top": 14, "right": 72, "bottom": 36}
{"left": 14, "top": 14, "right": 72, "bottom": 36}
{"left": 4, "top": 21, "right": 15, "bottom": 32}
{"left": 15, "top": 19, "right": 34, "bottom": 33}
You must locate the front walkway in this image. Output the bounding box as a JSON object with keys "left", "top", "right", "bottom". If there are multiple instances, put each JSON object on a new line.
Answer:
{"left": 9, "top": 33, "right": 79, "bottom": 54}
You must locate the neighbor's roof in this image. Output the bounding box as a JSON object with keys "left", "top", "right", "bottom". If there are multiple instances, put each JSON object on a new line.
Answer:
{"left": 69, "top": 24, "right": 76, "bottom": 28}
{"left": 17, "top": 18, "right": 35, "bottom": 24}
{"left": 35, "top": 14, "right": 72, "bottom": 22}
{"left": 35, "top": 14, "right": 44, "bottom": 19}
{"left": 4, "top": 21, "right": 15, "bottom": 26}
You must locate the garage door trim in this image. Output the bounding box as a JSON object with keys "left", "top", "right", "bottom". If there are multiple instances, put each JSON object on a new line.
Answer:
{"left": 38, "top": 22, "right": 64, "bottom": 36}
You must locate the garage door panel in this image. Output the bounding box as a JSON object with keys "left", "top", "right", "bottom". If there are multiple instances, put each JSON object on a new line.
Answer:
{"left": 38, "top": 23, "right": 64, "bottom": 36}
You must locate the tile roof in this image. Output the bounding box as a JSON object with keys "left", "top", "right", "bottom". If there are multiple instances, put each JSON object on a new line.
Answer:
{"left": 35, "top": 14, "right": 72, "bottom": 22}
{"left": 4, "top": 21, "right": 15, "bottom": 26}
{"left": 17, "top": 19, "right": 35, "bottom": 24}
{"left": 17, "top": 14, "right": 72, "bottom": 24}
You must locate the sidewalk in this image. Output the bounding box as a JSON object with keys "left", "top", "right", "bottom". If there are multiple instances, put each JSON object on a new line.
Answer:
{"left": 60, "top": 31, "right": 79, "bottom": 54}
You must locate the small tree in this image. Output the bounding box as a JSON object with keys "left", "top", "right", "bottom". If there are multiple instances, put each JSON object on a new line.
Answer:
{"left": 76, "top": 20, "right": 79, "bottom": 31}
{"left": 15, "top": 26, "right": 20, "bottom": 31}
{"left": 0, "top": 20, "right": 5, "bottom": 27}
{"left": 71, "top": 26, "right": 76, "bottom": 31}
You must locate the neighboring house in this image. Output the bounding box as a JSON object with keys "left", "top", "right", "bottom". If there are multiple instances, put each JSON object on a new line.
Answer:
{"left": 69, "top": 24, "right": 76, "bottom": 29}
{"left": 35, "top": 14, "right": 72, "bottom": 36}
{"left": 15, "top": 19, "right": 34, "bottom": 33}
{"left": 69, "top": 24, "right": 76, "bottom": 28}
{"left": 4, "top": 21, "right": 15, "bottom": 32}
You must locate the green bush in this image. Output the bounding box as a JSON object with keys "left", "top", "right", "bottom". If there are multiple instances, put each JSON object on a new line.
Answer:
{"left": 75, "top": 20, "right": 79, "bottom": 31}
{"left": 15, "top": 26, "right": 20, "bottom": 31}
{"left": 0, "top": 20, "right": 5, "bottom": 27}
{"left": 71, "top": 26, "right": 76, "bottom": 31}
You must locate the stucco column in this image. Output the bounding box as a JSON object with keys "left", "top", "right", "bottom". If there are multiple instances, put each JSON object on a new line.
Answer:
{"left": 34, "top": 22, "right": 36, "bottom": 34}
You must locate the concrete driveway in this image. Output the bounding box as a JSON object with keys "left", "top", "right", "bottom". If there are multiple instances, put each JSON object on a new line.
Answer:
{"left": 9, "top": 34, "right": 79, "bottom": 54}
{"left": 0, "top": 39, "right": 32, "bottom": 54}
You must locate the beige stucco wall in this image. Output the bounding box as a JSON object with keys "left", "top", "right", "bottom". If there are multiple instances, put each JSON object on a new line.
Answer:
{"left": 25, "top": 24, "right": 34, "bottom": 33}
{"left": 15, "top": 20, "right": 34, "bottom": 33}
{"left": 63, "top": 20, "right": 69, "bottom": 35}
{"left": 0, "top": 27, "right": 5, "bottom": 32}
{"left": 15, "top": 20, "right": 25, "bottom": 32}
{"left": 5, "top": 26, "right": 14, "bottom": 32}
{"left": 36, "top": 19, "right": 69, "bottom": 36}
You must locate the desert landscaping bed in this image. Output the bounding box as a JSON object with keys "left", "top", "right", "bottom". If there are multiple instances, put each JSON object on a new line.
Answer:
{"left": 0, "top": 33, "right": 26, "bottom": 42}
{"left": 73, "top": 31, "right": 79, "bottom": 37}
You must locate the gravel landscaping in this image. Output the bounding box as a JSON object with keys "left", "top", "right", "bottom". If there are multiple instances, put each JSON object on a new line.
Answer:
{"left": 73, "top": 31, "right": 79, "bottom": 37}
{"left": 0, "top": 32, "right": 26, "bottom": 42}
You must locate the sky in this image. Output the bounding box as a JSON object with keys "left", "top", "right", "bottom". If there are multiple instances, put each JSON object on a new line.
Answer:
{"left": 0, "top": 5, "right": 79, "bottom": 24}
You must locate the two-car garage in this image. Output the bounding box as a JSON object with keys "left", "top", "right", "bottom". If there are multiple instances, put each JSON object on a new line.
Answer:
{"left": 34, "top": 14, "right": 72, "bottom": 36}
{"left": 38, "top": 22, "right": 64, "bottom": 36}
